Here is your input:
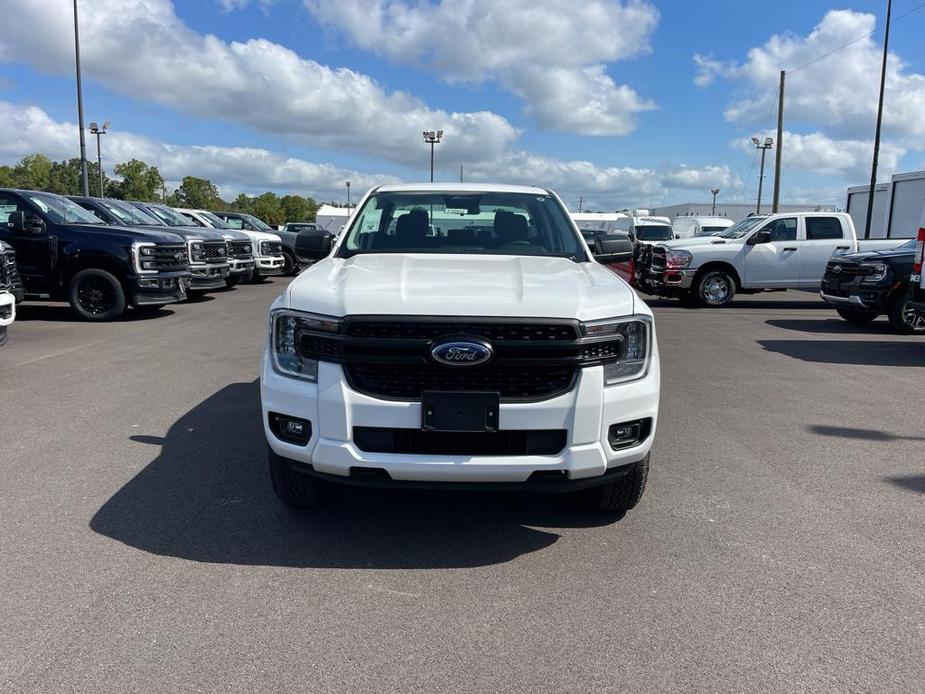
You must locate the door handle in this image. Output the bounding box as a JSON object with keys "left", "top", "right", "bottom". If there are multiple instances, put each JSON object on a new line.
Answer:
{"left": 835, "top": 246, "right": 849, "bottom": 250}
{"left": 783, "top": 247, "right": 797, "bottom": 251}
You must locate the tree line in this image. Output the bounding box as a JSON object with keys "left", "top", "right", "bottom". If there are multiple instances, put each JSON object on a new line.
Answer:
{"left": 0, "top": 154, "right": 323, "bottom": 225}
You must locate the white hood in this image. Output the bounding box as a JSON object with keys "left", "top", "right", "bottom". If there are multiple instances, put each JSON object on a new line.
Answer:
{"left": 286, "top": 253, "right": 638, "bottom": 321}
{"left": 658, "top": 236, "right": 739, "bottom": 248}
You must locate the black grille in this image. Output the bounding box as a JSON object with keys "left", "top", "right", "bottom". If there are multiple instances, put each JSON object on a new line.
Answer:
{"left": 353, "top": 427, "right": 567, "bottom": 456}
{"left": 346, "top": 362, "right": 576, "bottom": 401}
{"left": 203, "top": 241, "right": 228, "bottom": 262}
{"left": 824, "top": 261, "right": 869, "bottom": 279}
{"left": 346, "top": 320, "right": 579, "bottom": 341}
{"left": 229, "top": 241, "right": 253, "bottom": 259}
{"left": 1, "top": 250, "right": 23, "bottom": 291}
{"left": 145, "top": 244, "right": 188, "bottom": 272}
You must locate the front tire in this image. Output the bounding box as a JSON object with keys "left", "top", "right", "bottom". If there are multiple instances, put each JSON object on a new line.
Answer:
{"left": 583, "top": 455, "right": 649, "bottom": 515}
{"left": 887, "top": 292, "right": 925, "bottom": 334}
{"left": 836, "top": 308, "right": 877, "bottom": 325}
{"left": 225, "top": 275, "right": 241, "bottom": 288}
{"left": 268, "top": 447, "right": 319, "bottom": 508}
{"left": 68, "top": 268, "right": 126, "bottom": 321}
{"left": 282, "top": 250, "right": 298, "bottom": 276}
{"left": 694, "top": 269, "right": 736, "bottom": 307}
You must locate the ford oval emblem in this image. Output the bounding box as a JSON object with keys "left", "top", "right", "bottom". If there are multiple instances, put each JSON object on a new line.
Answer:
{"left": 431, "top": 339, "right": 493, "bottom": 367}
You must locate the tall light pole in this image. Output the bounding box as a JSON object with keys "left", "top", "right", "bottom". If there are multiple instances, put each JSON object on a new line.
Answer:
{"left": 422, "top": 130, "right": 443, "bottom": 182}
{"left": 864, "top": 0, "right": 892, "bottom": 240}
{"left": 72, "top": 0, "right": 89, "bottom": 196}
{"left": 710, "top": 188, "right": 720, "bottom": 215}
{"left": 345, "top": 180, "right": 351, "bottom": 209}
{"left": 89, "top": 121, "right": 109, "bottom": 197}
{"left": 752, "top": 137, "right": 774, "bottom": 214}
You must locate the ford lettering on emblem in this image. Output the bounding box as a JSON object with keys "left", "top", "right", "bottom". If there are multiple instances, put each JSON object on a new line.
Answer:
{"left": 831, "top": 265, "right": 842, "bottom": 274}
{"left": 431, "top": 340, "right": 493, "bottom": 367}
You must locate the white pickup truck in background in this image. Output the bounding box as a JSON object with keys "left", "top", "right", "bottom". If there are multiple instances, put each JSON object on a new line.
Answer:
{"left": 634, "top": 211, "right": 908, "bottom": 306}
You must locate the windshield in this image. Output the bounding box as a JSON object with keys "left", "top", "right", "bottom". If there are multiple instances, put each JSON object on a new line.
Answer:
{"left": 285, "top": 223, "right": 317, "bottom": 232}
{"left": 199, "top": 211, "right": 230, "bottom": 229}
{"left": 26, "top": 192, "right": 104, "bottom": 225}
{"left": 717, "top": 217, "right": 766, "bottom": 239}
{"left": 338, "top": 191, "right": 586, "bottom": 260}
{"left": 101, "top": 199, "right": 163, "bottom": 226}
{"left": 144, "top": 204, "right": 194, "bottom": 227}
{"left": 634, "top": 224, "right": 673, "bottom": 241}
{"left": 243, "top": 214, "right": 273, "bottom": 231}
{"left": 700, "top": 226, "right": 730, "bottom": 234}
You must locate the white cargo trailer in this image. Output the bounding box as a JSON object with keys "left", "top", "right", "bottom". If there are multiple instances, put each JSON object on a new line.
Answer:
{"left": 845, "top": 170, "right": 925, "bottom": 239}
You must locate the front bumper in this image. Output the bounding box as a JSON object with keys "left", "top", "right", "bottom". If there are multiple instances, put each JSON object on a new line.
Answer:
{"left": 261, "top": 354, "right": 660, "bottom": 485}
{"left": 131, "top": 272, "right": 189, "bottom": 306}
{"left": 819, "top": 280, "right": 889, "bottom": 311}
{"left": 187, "top": 263, "right": 230, "bottom": 290}
{"left": 256, "top": 256, "right": 285, "bottom": 275}
{"left": 229, "top": 258, "right": 256, "bottom": 276}
{"left": 636, "top": 265, "right": 697, "bottom": 294}
{"left": 0, "top": 291, "right": 13, "bottom": 347}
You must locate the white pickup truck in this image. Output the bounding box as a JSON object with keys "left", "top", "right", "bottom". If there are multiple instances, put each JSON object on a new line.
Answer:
{"left": 634, "top": 211, "right": 905, "bottom": 306}
{"left": 260, "top": 183, "right": 660, "bottom": 515}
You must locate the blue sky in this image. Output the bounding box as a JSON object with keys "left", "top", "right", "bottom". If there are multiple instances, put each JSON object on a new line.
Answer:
{"left": 0, "top": 0, "right": 923, "bottom": 209}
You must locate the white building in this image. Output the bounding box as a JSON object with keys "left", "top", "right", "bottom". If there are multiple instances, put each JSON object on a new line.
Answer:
{"left": 315, "top": 204, "right": 351, "bottom": 233}
{"left": 651, "top": 202, "right": 836, "bottom": 224}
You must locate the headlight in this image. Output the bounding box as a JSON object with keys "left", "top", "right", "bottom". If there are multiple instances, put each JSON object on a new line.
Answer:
{"left": 665, "top": 249, "right": 693, "bottom": 269}
{"left": 270, "top": 310, "right": 343, "bottom": 382}
{"left": 582, "top": 316, "right": 652, "bottom": 385}
{"left": 244, "top": 244, "right": 252, "bottom": 254}
{"left": 860, "top": 262, "right": 888, "bottom": 283}
{"left": 133, "top": 242, "right": 157, "bottom": 273}
{"left": 188, "top": 240, "right": 205, "bottom": 263}
{"left": 260, "top": 241, "right": 271, "bottom": 256}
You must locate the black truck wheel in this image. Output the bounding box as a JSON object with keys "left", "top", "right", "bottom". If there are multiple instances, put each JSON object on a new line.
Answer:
{"left": 225, "top": 275, "right": 241, "bottom": 288}
{"left": 268, "top": 447, "right": 319, "bottom": 508}
{"left": 836, "top": 308, "right": 877, "bottom": 325}
{"left": 68, "top": 268, "right": 126, "bottom": 321}
{"left": 583, "top": 455, "right": 649, "bottom": 515}
{"left": 888, "top": 293, "right": 925, "bottom": 334}
{"left": 282, "top": 250, "right": 299, "bottom": 276}
{"left": 694, "top": 269, "right": 736, "bottom": 307}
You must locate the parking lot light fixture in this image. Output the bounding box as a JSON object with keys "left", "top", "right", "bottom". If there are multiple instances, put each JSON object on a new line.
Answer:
{"left": 89, "top": 120, "right": 110, "bottom": 197}
{"left": 345, "top": 180, "right": 351, "bottom": 209}
{"left": 422, "top": 130, "right": 443, "bottom": 182}
{"left": 752, "top": 137, "right": 774, "bottom": 215}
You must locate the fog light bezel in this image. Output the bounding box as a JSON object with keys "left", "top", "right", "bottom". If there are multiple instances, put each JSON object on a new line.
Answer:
{"left": 607, "top": 417, "right": 652, "bottom": 450}
{"left": 268, "top": 412, "right": 312, "bottom": 446}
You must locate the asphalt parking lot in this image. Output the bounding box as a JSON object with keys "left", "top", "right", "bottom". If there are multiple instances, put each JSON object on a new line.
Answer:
{"left": 1, "top": 280, "right": 923, "bottom": 693}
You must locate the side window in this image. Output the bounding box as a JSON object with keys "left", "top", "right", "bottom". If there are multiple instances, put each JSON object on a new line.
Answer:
{"left": 763, "top": 218, "right": 797, "bottom": 242}
{"left": 224, "top": 217, "right": 244, "bottom": 229}
{"left": 805, "top": 217, "right": 844, "bottom": 240}
{"left": 0, "top": 195, "right": 30, "bottom": 224}
{"left": 181, "top": 213, "right": 204, "bottom": 226}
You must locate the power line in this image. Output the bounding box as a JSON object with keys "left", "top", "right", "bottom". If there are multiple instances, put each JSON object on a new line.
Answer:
{"left": 787, "top": 1, "right": 925, "bottom": 75}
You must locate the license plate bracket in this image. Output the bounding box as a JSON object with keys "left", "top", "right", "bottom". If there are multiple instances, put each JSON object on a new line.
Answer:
{"left": 422, "top": 391, "right": 500, "bottom": 432}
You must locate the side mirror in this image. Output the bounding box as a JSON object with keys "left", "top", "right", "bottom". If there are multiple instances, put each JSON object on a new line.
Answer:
{"left": 593, "top": 237, "right": 634, "bottom": 264}
{"left": 8, "top": 210, "right": 44, "bottom": 235}
{"left": 295, "top": 230, "right": 334, "bottom": 261}
{"left": 747, "top": 229, "right": 771, "bottom": 245}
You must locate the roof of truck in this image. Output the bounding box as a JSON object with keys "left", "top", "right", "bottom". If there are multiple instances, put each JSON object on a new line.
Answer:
{"left": 375, "top": 183, "right": 549, "bottom": 195}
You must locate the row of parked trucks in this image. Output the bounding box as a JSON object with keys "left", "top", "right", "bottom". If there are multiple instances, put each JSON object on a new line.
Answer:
{"left": 0, "top": 188, "right": 336, "bottom": 341}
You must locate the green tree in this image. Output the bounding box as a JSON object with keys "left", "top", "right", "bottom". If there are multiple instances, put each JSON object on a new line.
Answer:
{"left": 175, "top": 176, "right": 221, "bottom": 209}
{"left": 12, "top": 154, "right": 53, "bottom": 190}
{"left": 0, "top": 165, "right": 17, "bottom": 187}
{"left": 43, "top": 158, "right": 110, "bottom": 196}
{"left": 110, "top": 159, "right": 165, "bottom": 201}
{"left": 230, "top": 193, "right": 253, "bottom": 212}
{"left": 251, "top": 191, "right": 284, "bottom": 226}
{"left": 279, "top": 194, "right": 317, "bottom": 223}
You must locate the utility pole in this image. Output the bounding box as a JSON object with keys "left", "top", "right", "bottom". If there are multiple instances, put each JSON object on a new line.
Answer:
{"left": 772, "top": 70, "right": 785, "bottom": 213}
{"left": 72, "top": 0, "right": 89, "bottom": 196}
{"left": 710, "top": 188, "right": 720, "bottom": 215}
{"left": 864, "top": 0, "right": 892, "bottom": 240}
{"left": 422, "top": 130, "right": 443, "bottom": 182}
{"left": 459, "top": 165, "right": 463, "bottom": 183}
{"left": 578, "top": 196, "right": 583, "bottom": 213}
{"left": 752, "top": 137, "right": 774, "bottom": 215}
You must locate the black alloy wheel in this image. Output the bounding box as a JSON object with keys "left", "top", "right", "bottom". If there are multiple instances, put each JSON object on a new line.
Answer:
{"left": 68, "top": 269, "right": 126, "bottom": 321}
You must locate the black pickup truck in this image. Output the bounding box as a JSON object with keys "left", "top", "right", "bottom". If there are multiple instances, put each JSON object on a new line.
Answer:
{"left": 820, "top": 239, "right": 924, "bottom": 334}
{"left": 0, "top": 239, "right": 22, "bottom": 344}
{"left": 0, "top": 189, "right": 190, "bottom": 320}
{"left": 67, "top": 197, "right": 230, "bottom": 299}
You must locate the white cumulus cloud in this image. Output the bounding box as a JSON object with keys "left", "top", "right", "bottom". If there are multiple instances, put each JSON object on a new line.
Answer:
{"left": 303, "top": 0, "right": 659, "bottom": 135}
